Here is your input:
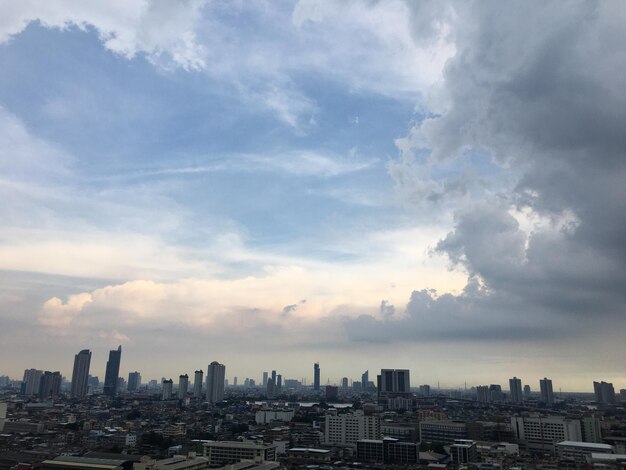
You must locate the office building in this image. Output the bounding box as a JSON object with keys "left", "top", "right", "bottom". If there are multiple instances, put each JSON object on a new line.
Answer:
{"left": 22, "top": 369, "right": 43, "bottom": 396}
{"left": 162, "top": 379, "right": 173, "bottom": 400}
{"left": 581, "top": 416, "right": 603, "bottom": 443}
{"left": 206, "top": 361, "right": 225, "bottom": 404}
{"left": 262, "top": 371, "right": 268, "bottom": 387}
{"left": 450, "top": 440, "right": 478, "bottom": 465}
{"left": 128, "top": 371, "right": 141, "bottom": 392}
{"left": 556, "top": 441, "right": 614, "bottom": 467}
{"left": 341, "top": 377, "right": 349, "bottom": 389}
{"left": 420, "top": 421, "right": 468, "bottom": 444}
{"left": 361, "top": 370, "right": 369, "bottom": 390}
{"left": 509, "top": 377, "right": 523, "bottom": 403}
{"left": 179, "top": 374, "right": 189, "bottom": 397}
{"left": 524, "top": 384, "right": 531, "bottom": 400}
{"left": 266, "top": 378, "right": 276, "bottom": 398}
{"left": 356, "top": 438, "right": 419, "bottom": 464}
{"left": 39, "top": 371, "right": 61, "bottom": 397}
{"left": 540, "top": 377, "right": 554, "bottom": 405}
{"left": 193, "top": 370, "right": 203, "bottom": 398}
{"left": 313, "top": 363, "right": 320, "bottom": 391}
{"left": 326, "top": 385, "right": 338, "bottom": 400}
{"left": 476, "top": 385, "right": 489, "bottom": 402}
{"left": 71, "top": 349, "right": 91, "bottom": 398}
{"left": 594, "top": 381, "right": 616, "bottom": 404}
{"left": 489, "top": 384, "right": 503, "bottom": 402}
{"left": 511, "top": 415, "right": 582, "bottom": 452}
{"left": 378, "top": 369, "right": 410, "bottom": 396}
{"left": 233, "top": 376, "right": 237, "bottom": 387}
{"left": 133, "top": 454, "right": 209, "bottom": 470}
{"left": 324, "top": 410, "right": 380, "bottom": 446}
{"left": 276, "top": 374, "right": 282, "bottom": 389}
{"left": 419, "top": 384, "right": 431, "bottom": 396}
{"left": 103, "top": 345, "right": 122, "bottom": 398}
{"left": 271, "top": 370, "right": 276, "bottom": 386}
{"left": 202, "top": 441, "right": 276, "bottom": 467}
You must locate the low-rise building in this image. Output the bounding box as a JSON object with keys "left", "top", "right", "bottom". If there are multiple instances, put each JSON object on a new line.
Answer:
{"left": 202, "top": 441, "right": 276, "bottom": 468}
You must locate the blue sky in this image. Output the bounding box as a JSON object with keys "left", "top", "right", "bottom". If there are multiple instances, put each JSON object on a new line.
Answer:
{"left": 1, "top": 1, "right": 625, "bottom": 392}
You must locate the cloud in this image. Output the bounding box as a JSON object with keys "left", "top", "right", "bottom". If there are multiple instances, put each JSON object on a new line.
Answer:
{"left": 371, "top": 1, "right": 626, "bottom": 346}
{"left": 0, "top": 0, "right": 207, "bottom": 70}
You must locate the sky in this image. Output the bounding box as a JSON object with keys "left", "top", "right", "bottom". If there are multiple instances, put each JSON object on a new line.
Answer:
{"left": 0, "top": 0, "right": 625, "bottom": 392}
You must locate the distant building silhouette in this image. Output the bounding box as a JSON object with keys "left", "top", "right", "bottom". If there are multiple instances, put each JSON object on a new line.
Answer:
{"left": 193, "top": 370, "right": 203, "bottom": 398}
{"left": 540, "top": 377, "right": 554, "bottom": 404}
{"left": 127, "top": 371, "right": 141, "bottom": 391}
{"left": 162, "top": 378, "right": 173, "bottom": 400}
{"left": 206, "top": 361, "right": 225, "bottom": 403}
{"left": 314, "top": 362, "right": 320, "bottom": 391}
{"left": 39, "top": 371, "right": 61, "bottom": 397}
{"left": 178, "top": 374, "right": 189, "bottom": 397}
{"left": 103, "top": 345, "right": 122, "bottom": 398}
{"left": 509, "top": 377, "right": 523, "bottom": 403}
{"left": 594, "top": 381, "right": 616, "bottom": 404}
{"left": 262, "top": 371, "right": 268, "bottom": 387}
{"left": 70, "top": 350, "right": 91, "bottom": 398}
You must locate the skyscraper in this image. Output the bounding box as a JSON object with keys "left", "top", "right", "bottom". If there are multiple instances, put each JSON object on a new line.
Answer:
{"left": 314, "top": 363, "right": 320, "bottom": 391}
{"left": 103, "top": 345, "right": 122, "bottom": 398}
{"left": 127, "top": 371, "right": 141, "bottom": 391}
{"left": 276, "top": 374, "right": 282, "bottom": 389}
{"left": 262, "top": 371, "right": 268, "bottom": 387}
{"left": 162, "top": 379, "right": 173, "bottom": 400}
{"left": 540, "top": 377, "right": 554, "bottom": 405}
{"left": 341, "top": 377, "right": 349, "bottom": 389}
{"left": 179, "top": 374, "right": 189, "bottom": 397}
{"left": 39, "top": 371, "right": 61, "bottom": 397}
{"left": 22, "top": 369, "right": 43, "bottom": 396}
{"left": 378, "top": 369, "right": 410, "bottom": 395}
{"left": 271, "top": 370, "right": 276, "bottom": 386}
{"left": 362, "top": 370, "right": 369, "bottom": 390}
{"left": 509, "top": 377, "right": 523, "bottom": 403}
{"left": 594, "top": 381, "right": 616, "bottom": 404}
{"left": 194, "top": 370, "right": 203, "bottom": 398}
{"left": 206, "top": 361, "right": 226, "bottom": 403}
{"left": 71, "top": 349, "right": 91, "bottom": 399}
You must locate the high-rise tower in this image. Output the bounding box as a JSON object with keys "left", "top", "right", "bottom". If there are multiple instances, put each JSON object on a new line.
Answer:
{"left": 314, "top": 362, "right": 320, "bottom": 391}
{"left": 179, "top": 374, "right": 189, "bottom": 397}
{"left": 509, "top": 377, "right": 523, "bottom": 403}
{"left": 206, "top": 361, "right": 226, "bottom": 403}
{"left": 540, "top": 377, "right": 554, "bottom": 405}
{"left": 71, "top": 349, "right": 91, "bottom": 399}
{"left": 193, "top": 370, "right": 203, "bottom": 399}
{"left": 103, "top": 345, "right": 122, "bottom": 398}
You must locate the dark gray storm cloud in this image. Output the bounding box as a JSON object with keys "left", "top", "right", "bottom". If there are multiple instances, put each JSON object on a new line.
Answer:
{"left": 347, "top": 1, "right": 626, "bottom": 343}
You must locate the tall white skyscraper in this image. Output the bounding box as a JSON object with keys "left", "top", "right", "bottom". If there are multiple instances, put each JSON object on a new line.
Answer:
{"left": 207, "top": 361, "right": 226, "bottom": 403}
{"left": 509, "top": 377, "right": 523, "bottom": 403}
{"left": 70, "top": 349, "right": 91, "bottom": 399}
{"left": 540, "top": 377, "right": 554, "bottom": 404}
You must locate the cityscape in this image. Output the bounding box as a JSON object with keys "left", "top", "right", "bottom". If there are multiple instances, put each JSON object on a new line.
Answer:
{"left": 1, "top": 0, "right": 626, "bottom": 469}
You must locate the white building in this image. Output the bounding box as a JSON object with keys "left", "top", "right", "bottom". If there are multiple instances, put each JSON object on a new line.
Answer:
{"left": 511, "top": 415, "right": 582, "bottom": 452}
{"left": 324, "top": 410, "right": 380, "bottom": 447}
{"left": 556, "top": 441, "right": 613, "bottom": 467}
{"left": 202, "top": 441, "right": 276, "bottom": 468}
{"left": 134, "top": 454, "right": 208, "bottom": 470}
{"left": 162, "top": 379, "right": 174, "bottom": 400}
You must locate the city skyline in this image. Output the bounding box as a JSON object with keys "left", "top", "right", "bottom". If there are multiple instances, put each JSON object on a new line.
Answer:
{"left": 1, "top": 2, "right": 625, "bottom": 391}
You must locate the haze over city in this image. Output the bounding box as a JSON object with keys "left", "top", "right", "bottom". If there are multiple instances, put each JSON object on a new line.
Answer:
{"left": 1, "top": 1, "right": 625, "bottom": 392}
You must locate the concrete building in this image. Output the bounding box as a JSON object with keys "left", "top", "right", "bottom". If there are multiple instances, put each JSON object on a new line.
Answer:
{"left": 420, "top": 421, "right": 468, "bottom": 444}
{"left": 324, "top": 410, "right": 380, "bottom": 446}
{"left": 179, "top": 374, "right": 189, "bottom": 398}
{"left": 162, "top": 379, "right": 173, "bottom": 400}
{"left": 509, "top": 377, "right": 523, "bottom": 403}
{"left": 22, "top": 369, "right": 43, "bottom": 396}
{"left": 524, "top": 384, "right": 531, "bottom": 400}
{"left": 206, "top": 362, "right": 225, "bottom": 404}
{"left": 556, "top": 441, "right": 614, "bottom": 467}
{"left": 341, "top": 377, "right": 349, "bottom": 389}
{"left": 313, "top": 363, "right": 320, "bottom": 391}
{"left": 419, "top": 384, "right": 431, "bottom": 396}
{"left": 255, "top": 409, "right": 295, "bottom": 424}
{"left": 194, "top": 370, "right": 203, "bottom": 399}
{"left": 103, "top": 346, "right": 122, "bottom": 398}
{"left": 202, "top": 441, "right": 276, "bottom": 468}
{"left": 449, "top": 440, "right": 478, "bottom": 465}
{"left": 511, "top": 415, "right": 582, "bottom": 453}
{"left": 128, "top": 372, "right": 141, "bottom": 392}
{"left": 377, "top": 369, "right": 410, "bottom": 396}
{"left": 325, "top": 386, "right": 338, "bottom": 401}
{"left": 594, "top": 381, "right": 616, "bottom": 404}
{"left": 540, "top": 377, "right": 554, "bottom": 405}
{"left": 262, "top": 372, "right": 268, "bottom": 387}
{"left": 133, "top": 454, "right": 208, "bottom": 470}
{"left": 356, "top": 438, "right": 419, "bottom": 464}
{"left": 38, "top": 371, "right": 61, "bottom": 398}
{"left": 71, "top": 350, "right": 92, "bottom": 398}
{"left": 476, "top": 385, "right": 490, "bottom": 402}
